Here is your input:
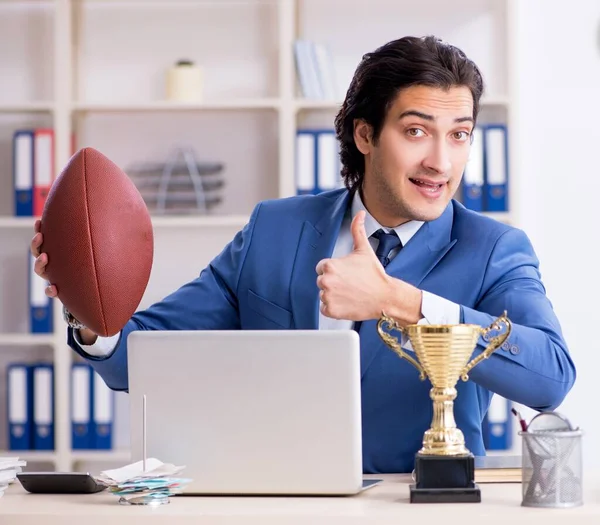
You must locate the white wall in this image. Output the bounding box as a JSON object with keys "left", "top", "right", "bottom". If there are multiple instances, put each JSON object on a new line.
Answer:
{"left": 512, "top": 0, "right": 600, "bottom": 469}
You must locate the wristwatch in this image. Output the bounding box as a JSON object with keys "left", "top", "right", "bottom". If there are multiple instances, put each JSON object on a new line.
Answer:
{"left": 62, "top": 305, "right": 87, "bottom": 330}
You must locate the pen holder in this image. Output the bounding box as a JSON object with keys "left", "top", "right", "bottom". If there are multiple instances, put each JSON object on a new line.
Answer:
{"left": 520, "top": 428, "right": 583, "bottom": 508}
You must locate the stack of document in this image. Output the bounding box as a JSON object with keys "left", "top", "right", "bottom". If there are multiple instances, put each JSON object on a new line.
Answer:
{"left": 95, "top": 458, "right": 192, "bottom": 503}
{"left": 0, "top": 457, "right": 27, "bottom": 497}
{"left": 474, "top": 455, "right": 521, "bottom": 483}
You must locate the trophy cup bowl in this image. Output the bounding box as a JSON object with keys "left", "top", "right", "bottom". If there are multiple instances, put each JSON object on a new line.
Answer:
{"left": 377, "top": 311, "right": 512, "bottom": 503}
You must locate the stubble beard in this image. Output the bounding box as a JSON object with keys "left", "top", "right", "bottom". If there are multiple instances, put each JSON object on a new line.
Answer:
{"left": 371, "top": 163, "right": 424, "bottom": 224}
{"left": 370, "top": 159, "right": 453, "bottom": 224}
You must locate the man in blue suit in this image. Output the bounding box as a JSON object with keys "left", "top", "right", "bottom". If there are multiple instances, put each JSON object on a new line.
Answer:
{"left": 31, "top": 36, "right": 575, "bottom": 473}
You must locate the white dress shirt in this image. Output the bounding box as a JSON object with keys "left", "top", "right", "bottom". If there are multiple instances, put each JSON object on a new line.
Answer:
{"left": 77, "top": 191, "right": 459, "bottom": 356}
{"left": 319, "top": 190, "right": 459, "bottom": 332}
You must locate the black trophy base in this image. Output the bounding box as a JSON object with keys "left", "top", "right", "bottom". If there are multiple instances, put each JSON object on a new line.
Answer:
{"left": 410, "top": 453, "right": 481, "bottom": 503}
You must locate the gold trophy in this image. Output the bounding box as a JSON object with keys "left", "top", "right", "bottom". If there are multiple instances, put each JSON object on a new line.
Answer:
{"left": 377, "top": 311, "right": 512, "bottom": 503}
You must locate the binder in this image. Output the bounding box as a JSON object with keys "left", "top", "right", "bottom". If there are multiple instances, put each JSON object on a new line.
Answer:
{"left": 33, "top": 129, "right": 54, "bottom": 217}
{"left": 312, "top": 42, "right": 337, "bottom": 100}
{"left": 293, "top": 40, "right": 322, "bottom": 99}
{"left": 484, "top": 124, "right": 509, "bottom": 212}
{"left": 295, "top": 130, "right": 316, "bottom": 195}
{"left": 461, "top": 126, "right": 484, "bottom": 211}
{"left": 32, "top": 363, "right": 54, "bottom": 450}
{"left": 92, "top": 371, "right": 114, "bottom": 450}
{"left": 71, "top": 363, "right": 93, "bottom": 450}
{"left": 7, "top": 363, "right": 33, "bottom": 450}
{"left": 483, "top": 395, "right": 512, "bottom": 450}
{"left": 29, "top": 253, "right": 53, "bottom": 333}
{"left": 316, "top": 130, "right": 341, "bottom": 192}
{"left": 13, "top": 130, "right": 34, "bottom": 216}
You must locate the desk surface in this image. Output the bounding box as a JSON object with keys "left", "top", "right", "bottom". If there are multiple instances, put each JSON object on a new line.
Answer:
{"left": 1, "top": 474, "right": 598, "bottom": 524}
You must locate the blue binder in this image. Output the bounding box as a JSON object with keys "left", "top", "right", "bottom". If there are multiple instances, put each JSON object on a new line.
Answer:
{"left": 315, "top": 129, "right": 341, "bottom": 192}
{"left": 295, "top": 129, "right": 341, "bottom": 196}
{"left": 32, "top": 363, "right": 54, "bottom": 450}
{"left": 461, "top": 126, "right": 484, "bottom": 211}
{"left": 13, "top": 129, "right": 34, "bottom": 216}
{"left": 71, "top": 363, "right": 93, "bottom": 450}
{"left": 483, "top": 395, "right": 512, "bottom": 450}
{"left": 295, "top": 130, "right": 317, "bottom": 195}
{"left": 29, "top": 253, "right": 53, "bottom": 333}
{"left": 483, "top": 124, "right": 509, "bottom": 212}
{"left": 92, "top": 371, "right": 114, "bottom": 450}
{"left": 7, "top": 363, "right": 33, "bottom": 450}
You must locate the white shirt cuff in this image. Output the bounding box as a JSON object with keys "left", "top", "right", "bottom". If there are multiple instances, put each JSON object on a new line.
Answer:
{"left": 401, "top": 291, "right": 460, "bottom": 351}
{"left": 419, "top": 290, "right": 461, "bottom": 325}
{"left": 73, "top": 330, "right": 120, "bottom": 357}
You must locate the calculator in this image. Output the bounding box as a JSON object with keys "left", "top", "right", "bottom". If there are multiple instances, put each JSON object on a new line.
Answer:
{"left": 17, "top": 472, "right": 108, "bottom": 494}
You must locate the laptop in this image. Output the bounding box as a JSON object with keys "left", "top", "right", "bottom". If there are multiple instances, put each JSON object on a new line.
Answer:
{"left": 127, "top": 329, "right": 379, "bottom": 495}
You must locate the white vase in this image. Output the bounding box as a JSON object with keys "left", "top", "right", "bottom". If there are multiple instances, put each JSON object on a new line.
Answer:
{"left": 165, "top": 60, "right": 203, "bottom": 102}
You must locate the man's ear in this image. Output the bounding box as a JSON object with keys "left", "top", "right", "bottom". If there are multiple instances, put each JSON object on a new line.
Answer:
{"left": 353, "top": 119, "right": 373, "bottom": 155}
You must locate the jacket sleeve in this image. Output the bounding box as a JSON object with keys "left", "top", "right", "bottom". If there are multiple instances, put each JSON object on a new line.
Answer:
{"left": 460, "top": 227, "right": 576, "bottom": 412}
{"left": 67, "top": 203, "right": 263, "bottom": 391}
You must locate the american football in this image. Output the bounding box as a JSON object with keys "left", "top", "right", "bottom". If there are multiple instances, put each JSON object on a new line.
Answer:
{"left": 40, "top": 147, "right": 154, "bottom": 337}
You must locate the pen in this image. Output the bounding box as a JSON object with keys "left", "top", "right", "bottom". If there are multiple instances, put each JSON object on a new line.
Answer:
{"left": 143, "top": 394, "right": 147, "bottom": 473}
{"left": 511, "top": 407, "right": 528, "bottom": 432}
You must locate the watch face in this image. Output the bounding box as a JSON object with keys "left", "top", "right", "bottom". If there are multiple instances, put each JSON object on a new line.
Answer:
{"left": 63, "top": 306, "right": 84, "bottom": 329}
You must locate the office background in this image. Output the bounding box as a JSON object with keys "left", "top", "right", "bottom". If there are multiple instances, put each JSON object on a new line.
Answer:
{"left": 0, "top": 0, "right": 598, "bottom": 474}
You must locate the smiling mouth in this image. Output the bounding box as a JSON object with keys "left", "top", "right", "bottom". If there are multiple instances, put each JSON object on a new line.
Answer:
{"left": 409, "top": 178, "right": 446, "bottom": 192}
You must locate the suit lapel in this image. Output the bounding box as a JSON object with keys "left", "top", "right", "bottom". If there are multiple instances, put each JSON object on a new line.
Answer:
{"left": 289, "top": 192, "right": 459, "bottom": 380}
{"left": 385, "top": 202, "right": 457, "bottom": 286}
{"left": 290, "top": 190, "right": 351, "bottom": 329}
{"left": 360, "top": 202, "right": 458, "bottom": 378}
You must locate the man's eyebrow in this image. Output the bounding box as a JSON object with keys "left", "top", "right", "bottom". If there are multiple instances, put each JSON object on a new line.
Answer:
{"left": 455, "top": 116, "right": 475, "bottom": 124}
{"left": 399, "top": 110, "right": 434, "bottom": 121}
{"left": 398, "top": 110, "right": 474, "bottom": 125}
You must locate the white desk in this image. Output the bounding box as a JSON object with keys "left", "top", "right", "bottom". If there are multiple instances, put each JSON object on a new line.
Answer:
{"left": 1, "top": 474, "right": 597, "bottom": 524}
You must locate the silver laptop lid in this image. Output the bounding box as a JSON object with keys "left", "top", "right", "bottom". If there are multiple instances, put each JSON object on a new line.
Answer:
{"left": 127, "top": 329, "right": 363, "bottom": 495}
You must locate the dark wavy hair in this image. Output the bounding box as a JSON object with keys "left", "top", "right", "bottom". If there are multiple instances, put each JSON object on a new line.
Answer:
{"left": 334, "top": 35, "right": 484, "bottom": 190}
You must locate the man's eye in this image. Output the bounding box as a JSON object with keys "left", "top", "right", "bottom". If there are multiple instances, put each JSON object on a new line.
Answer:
{"left": 453, "top": 131, "right": 469, "bottom": 141}
{"left": 407, "top": 128, "right": 425, "bottom": 137}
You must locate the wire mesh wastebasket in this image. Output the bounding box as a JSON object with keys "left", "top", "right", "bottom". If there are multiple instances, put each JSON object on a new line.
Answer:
{"left": 520, "top": 428, "right": 583, "bottom": 508}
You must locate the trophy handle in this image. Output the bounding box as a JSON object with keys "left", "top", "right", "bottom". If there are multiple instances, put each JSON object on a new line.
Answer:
{"left": 377, "top": 314, "right": 427, "bottom": 381}
{"left": 460, "top": 311, "right": 512, "bottom": 382}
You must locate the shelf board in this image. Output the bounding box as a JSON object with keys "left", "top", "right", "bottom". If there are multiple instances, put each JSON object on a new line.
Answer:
{"left": 151, "top": 214, "right": 249, "bottom": 228}
{"left": 72, "top": 99, "right": 281, "bottom": 112}
{"left": 482, "top": 211, "right": 512, "bottom": 223}
{"left": 0, "top": 450, "right": 131, "bottom": 464}
{"left": 71, "top": 450, "right": 131, "bottom": 463}
{"left": 0, "top": 215, "right": 249, "bottom": 229}
{"left": 0, "top": 102, "right": 54, "bottom": 113}
{"left": 294, "top": 95, "right": 510, "bottom": 112}
{"left": 0, "top": 334, "right": 55, "bottom": 347}
{"left": 0, "top": 451, "right": 56, "bottom": 462}
{"left": 294, "top": 99, "right": 342, "bottom": 111}
{"left": 0, "top": 217, "right": 36, "bottom": 229}
{"left": 480, "top": 95, "right": 511, "bottom": 106}
{"left": 80, "top": 0, "right": 263, "bottom": 6}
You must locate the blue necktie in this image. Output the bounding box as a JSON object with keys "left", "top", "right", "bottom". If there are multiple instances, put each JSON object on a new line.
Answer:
{"left": 371, "top": 229, "right": 402, "bottom": 268}
{"left": 353, "top": 229, "right": 402, "bottom": 333}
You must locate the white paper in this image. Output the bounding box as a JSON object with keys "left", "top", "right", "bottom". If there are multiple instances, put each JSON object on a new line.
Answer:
{"left": 97, "top": 458, "right": 186, "bottom": 485}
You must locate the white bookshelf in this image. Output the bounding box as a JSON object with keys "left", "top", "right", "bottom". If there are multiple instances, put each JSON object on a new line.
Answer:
{"left": 0, "top": 102, "right": 55, "bottom": 113}
{"left": 0, "top": 334, "right": 55, "bottom": 347}
{"left": 0, "top": 448, "right": 132, "bottom": 465}
{"left": 0, "top": 218, "right": 36, "bottom": 229}
{"left": 0, "top": 0, "right": 520, "bottom": 471}
{"left": 0, "top": 215, "right": 250, "bottom": 229}
{"left": 72, "top": 99, "right": 282, "bottom": 112}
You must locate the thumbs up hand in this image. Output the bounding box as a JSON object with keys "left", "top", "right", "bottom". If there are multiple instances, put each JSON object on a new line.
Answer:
{"left": 316, "top": 211, "right": 395, "bottom": 322}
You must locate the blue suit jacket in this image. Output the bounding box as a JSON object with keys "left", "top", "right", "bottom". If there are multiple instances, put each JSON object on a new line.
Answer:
{"left": 69, "top": 188, "right": 576, "bottom": 473}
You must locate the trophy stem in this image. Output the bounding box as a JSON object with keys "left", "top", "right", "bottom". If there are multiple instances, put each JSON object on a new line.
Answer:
{"left": 419, "top": 387, "right": 468, "bottom": 456}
